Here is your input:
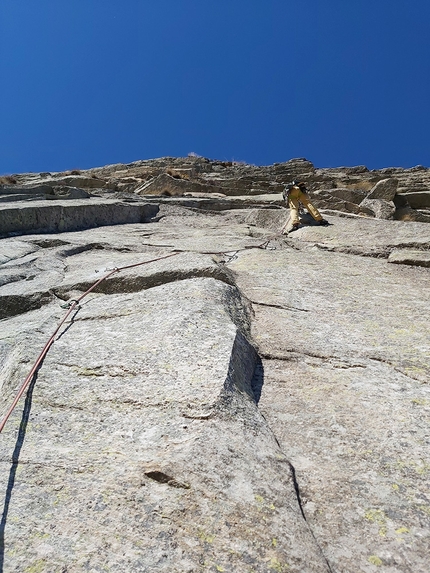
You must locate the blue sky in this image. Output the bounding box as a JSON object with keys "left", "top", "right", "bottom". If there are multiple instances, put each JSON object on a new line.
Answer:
{"left": 1, "top": 0, "right": 429, "bottom": 174}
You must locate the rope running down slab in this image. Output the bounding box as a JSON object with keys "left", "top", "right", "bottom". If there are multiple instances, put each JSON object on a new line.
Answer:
{"left": 0, "top": 251, "right": 180, "bottom": 434}
{"left": 0, "top": 225, "right": 289, "bottom": 435}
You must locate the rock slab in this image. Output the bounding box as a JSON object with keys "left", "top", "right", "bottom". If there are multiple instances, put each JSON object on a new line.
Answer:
{"left": 0, "top": 277, "right": 329, "bottom": 572}
{"left": 1, "top": 166, "right": 429, "bottom": 573}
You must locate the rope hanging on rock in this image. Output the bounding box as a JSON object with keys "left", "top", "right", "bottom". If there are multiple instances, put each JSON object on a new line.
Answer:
{"left": 0, "top": 227, "right": 288, "bottom": 435}
{"left": 0, "top": 252, "right": 180, "bottom": 434}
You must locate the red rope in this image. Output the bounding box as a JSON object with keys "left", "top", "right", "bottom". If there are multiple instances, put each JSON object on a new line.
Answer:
{"left": 0, "top": 229, "right": 287, "bottom": 435}
{"left": 0, "top": 251, "right": 180, "bottom": 433}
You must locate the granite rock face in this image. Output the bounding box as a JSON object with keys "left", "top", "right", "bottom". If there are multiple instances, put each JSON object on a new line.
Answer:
{"left": 134, "top": 173, "right": 222, "bottom": 197}
{"left": 359, "top": 198, "right": 396, "bottom": 220}
{"left": 366, "top": 178, "right": 398, "bottom": 201}
{"left": 0, "top": 157, "right": 429, "bottom": 573}
{"left": 0, "top": 199, "right": 158, "bottom": 237}
{"left": 2, "top": 156, "right": 430, "bottom": 220}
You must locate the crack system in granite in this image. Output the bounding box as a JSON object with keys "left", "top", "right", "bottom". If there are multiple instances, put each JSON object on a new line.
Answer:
{"left": 0, "top": 241, "right": 335, "bottom": 572}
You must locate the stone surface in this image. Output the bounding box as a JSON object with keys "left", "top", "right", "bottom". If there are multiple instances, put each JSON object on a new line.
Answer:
{"left": 367, "top": 178, "right": 398, "bottom": 201}
{"left": 308, "top": 190, "right": 363, "bottom": 215}
{"left": 398, "top": 191, "right": 430, "bottom": 209}
{"left": 394, "top": 208, "right": 430, "bottom": 223}
{"left": 359, "top": 198, "right": 396, "bottom": 220}
{"left": 0, "top": 157, "right": 429, "bottom": 572}
{"left": 0, "top": 184, "right": 55, "bottom": 202}
{"left": 227, "top": 233, "right": 430, "bottom": 573}
{"left": 0, "top": 246, "right": 329, "bottom": 573}
{"left": 134, "top": 173, "right": 221, "bottom": 196}
{"left": 3, "top": 156, "right": 430, "bottom": 222}
{"left": 387, "top": 248, "right": 430, "bottom": 267}
{"left": 0, "top": 199, "right": 158, "bottom": 237}
{"left": 45, "top": 175, "right": 109, "bottom": 189}
{"left": 47, "top": 186, "right": 91, "bottom": 200}
{"left": 278, "top": 213, "right": 430, "bottom": 258}
{"left": 324, "top": 187, "right": 367, "bottom": 204}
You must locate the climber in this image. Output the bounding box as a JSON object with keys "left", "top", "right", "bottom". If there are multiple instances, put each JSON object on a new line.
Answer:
{"left": 283, "top": 181, "right": 329, "bottom": 232}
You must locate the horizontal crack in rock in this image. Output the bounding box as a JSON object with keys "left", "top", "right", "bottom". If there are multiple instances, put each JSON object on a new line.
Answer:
{"left": 259, "top": 350, "right": 366, "bottom": 369}
{"left": 313, "top": 243, "right": 389, "bottom": 258}
{"left": 250, "top": 300, "right": 309, "bottom": 312}
{"left": 0, "top": 291, "right": 54, "bottom": 320}
{"left": 53, "top": 267, "right": 236, "bottom": 299}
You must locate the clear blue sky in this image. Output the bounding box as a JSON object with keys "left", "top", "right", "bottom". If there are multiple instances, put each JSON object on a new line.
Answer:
{"left": 1, "top": 0, "right": 429, "bottom": 174}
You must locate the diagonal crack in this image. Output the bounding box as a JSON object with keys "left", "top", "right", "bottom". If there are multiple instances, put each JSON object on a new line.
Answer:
{"left": 250, "top": 300, "right": 309, "bottom": 312}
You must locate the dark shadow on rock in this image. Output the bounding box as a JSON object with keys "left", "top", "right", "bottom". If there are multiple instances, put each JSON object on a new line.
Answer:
{"left": 298, "top": 212, "right": 315, "bottom": 225}
{"left": 299, "top": 212, "right": 332, "bottom": 226}
{"left": 221, "top": 331, "right": 263, "bottom": 405}
{"left": 251, "top": 357, "right": 264, "bottom": 404}
{"left": 54, "top": 306, "right": 81, "bottom": 341}
{"left": 0, "top": 373, "right": 38, "bottom": 573}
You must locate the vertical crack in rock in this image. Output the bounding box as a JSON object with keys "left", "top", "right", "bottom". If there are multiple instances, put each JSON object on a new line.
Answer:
{"left": 212, "top": 307, "right": 334, "bottom": 571}
{"left": 0, "top": 276, "right": 331, "bottom": 572}
{"left": 223, "top": 331, "right": 334, "bottom": 571}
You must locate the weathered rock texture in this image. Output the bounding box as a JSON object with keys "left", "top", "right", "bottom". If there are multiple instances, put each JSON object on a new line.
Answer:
{"left": 2, "top": 156, "right": 430, "bottom": 221}
{"left": 0, "top": 157, "right": 429, "bottom": 573}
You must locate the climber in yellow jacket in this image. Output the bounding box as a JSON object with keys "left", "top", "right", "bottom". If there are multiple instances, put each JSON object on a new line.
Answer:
{"left": 283, "top": 181, "right": 329, "bottom": 232}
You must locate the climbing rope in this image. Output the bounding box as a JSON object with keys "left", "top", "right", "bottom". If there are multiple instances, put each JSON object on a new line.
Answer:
{"left": 0, "top": 251, "right": 180, "bottom": 434}
{"left": 0, "top": 218, "right": 290, "bottom": 435}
